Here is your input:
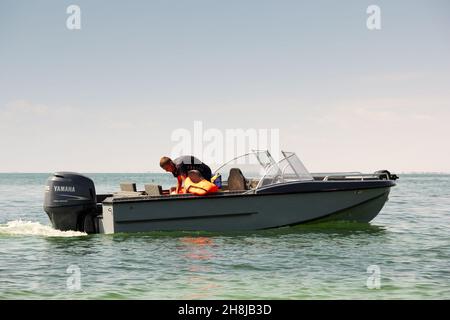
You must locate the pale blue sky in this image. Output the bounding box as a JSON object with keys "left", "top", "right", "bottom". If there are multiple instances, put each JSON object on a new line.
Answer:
{"left": 1, "top": 0, "right": 449, "bottom": 172}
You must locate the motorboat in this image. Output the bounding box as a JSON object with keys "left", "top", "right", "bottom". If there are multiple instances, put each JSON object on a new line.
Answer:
{"left": 43, "top": 151, "right": 398, "bottom": 234}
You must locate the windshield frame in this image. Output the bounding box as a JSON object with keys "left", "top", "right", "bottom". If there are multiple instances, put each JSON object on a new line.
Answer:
{"left": 213, "top": 150, "right": 312, "bottom": 190}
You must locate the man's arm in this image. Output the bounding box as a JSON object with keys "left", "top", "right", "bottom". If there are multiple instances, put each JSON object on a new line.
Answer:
{"left": 176, "top": 175, "right": 183, "bottom": 193}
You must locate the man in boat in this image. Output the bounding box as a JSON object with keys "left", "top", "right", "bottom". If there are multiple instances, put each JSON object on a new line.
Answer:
{"left": 159, "top": 155, "right": 216, "bottom": 194}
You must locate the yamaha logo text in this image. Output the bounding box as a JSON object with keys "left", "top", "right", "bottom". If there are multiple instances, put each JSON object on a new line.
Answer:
{"left": 54, "top": 185, "right": 76, "bottom": 192}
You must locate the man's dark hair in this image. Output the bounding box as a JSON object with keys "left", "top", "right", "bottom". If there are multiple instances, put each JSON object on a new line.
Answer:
{"left": 159, "top": 156, "right": 172, "bottom": 168}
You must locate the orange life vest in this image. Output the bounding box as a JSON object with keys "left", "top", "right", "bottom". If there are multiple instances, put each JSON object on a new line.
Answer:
{"left": 184, "top": 177, "right": 218, "bottom": 195}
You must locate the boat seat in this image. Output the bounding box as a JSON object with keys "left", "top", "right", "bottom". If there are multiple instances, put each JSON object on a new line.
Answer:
{"left": 144, "top": 184, "right": 163, "bottom": 196}
{"left": 120, "top": 182, "right": 137, "bottom": 192}
{"left": 228, "top": 168, "right": 248, "bottom": 191}
{"left": 248, "top": 179, "right": 259, "bottom": 189}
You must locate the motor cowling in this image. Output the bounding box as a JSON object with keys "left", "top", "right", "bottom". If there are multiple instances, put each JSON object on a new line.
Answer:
{"left": 43, "top": 172, "right": 97, "bottom": 233}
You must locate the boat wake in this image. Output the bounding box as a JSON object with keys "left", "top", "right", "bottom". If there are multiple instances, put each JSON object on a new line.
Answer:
{"left": 0, "top": 220, "right": 87, "bottom": 237}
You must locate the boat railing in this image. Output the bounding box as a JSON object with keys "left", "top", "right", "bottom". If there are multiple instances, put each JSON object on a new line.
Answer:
{"left": 312, "top": 172, "right": 384, "bottom": 181}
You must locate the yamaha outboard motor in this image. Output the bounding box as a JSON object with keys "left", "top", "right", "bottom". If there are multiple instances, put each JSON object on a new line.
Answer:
{"left": 44, "top": 172, "right": 98, "bottom": 233}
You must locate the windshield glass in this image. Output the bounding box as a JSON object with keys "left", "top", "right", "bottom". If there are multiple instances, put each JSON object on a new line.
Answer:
{"left": 256, "top": 152, "right": 312, "bottom": 188}
{"left": 213, "top": 150, "right": 276, "bottom": 182}
{"left": 214, "top": 150, "right": 312, "bottom": 189}
{"left": 280, "top": 151, "right": 313, "bottom": 181}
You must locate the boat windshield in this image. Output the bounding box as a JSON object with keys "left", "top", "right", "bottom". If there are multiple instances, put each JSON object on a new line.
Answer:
{"left": 213, "top": 150, "right": 277, "bottom": 182}
{"left": 213, "top": 150, "right": 313, "bottom": 189}
{"left": 256, "top": 151, "right": 313, "bottom": 188}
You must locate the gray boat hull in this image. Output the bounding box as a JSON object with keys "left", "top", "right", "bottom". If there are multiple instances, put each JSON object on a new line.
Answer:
{"left": 98, "top": 186, "right": 391, "bottom": 234}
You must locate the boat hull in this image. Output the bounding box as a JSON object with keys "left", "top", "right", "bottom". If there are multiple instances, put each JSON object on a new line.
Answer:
{"left": 98, "top": 186, "right": 391, "bottom": 234}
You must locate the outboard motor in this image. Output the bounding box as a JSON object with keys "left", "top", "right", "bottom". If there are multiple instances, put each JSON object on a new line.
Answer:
{"left": 43, "top": 172, "right": 97, "bottom": 233}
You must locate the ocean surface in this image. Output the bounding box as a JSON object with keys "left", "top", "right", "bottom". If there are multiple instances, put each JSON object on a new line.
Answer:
{"left": 0, "top": 173, "right": 449, "bottom": 299}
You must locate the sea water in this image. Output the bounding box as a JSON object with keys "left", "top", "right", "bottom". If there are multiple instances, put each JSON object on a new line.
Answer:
{"left": 0, "top": 173, "right": 449, "bottom": 299}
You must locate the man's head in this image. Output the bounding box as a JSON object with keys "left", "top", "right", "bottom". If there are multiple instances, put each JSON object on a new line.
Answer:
{"left": 160, "top": 156, "right": 176, "bottom": 173}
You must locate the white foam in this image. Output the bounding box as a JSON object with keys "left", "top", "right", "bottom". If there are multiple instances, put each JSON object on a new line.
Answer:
{"left": 0, "top": 220, "right": 87, "bottom": 237}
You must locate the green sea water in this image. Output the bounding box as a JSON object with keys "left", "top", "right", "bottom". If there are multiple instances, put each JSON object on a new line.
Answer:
{"left": 0, "top": 173, "right": 449, "bottom": 299}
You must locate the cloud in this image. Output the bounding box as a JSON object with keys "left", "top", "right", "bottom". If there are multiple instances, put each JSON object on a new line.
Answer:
{"left": 4, "top": 99, "right": 50, "bottom": 114}
{"left": 360, "top": 72, "right": 425, "bottom": 82}
{"left": 103, "top": 120, "right": 135, "bottom": 130}
{"left": 1, "top": 99, "right": 77, "bottom": 120}
{"left": 309, "top": 96, "right": 450, "bottom": 129}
